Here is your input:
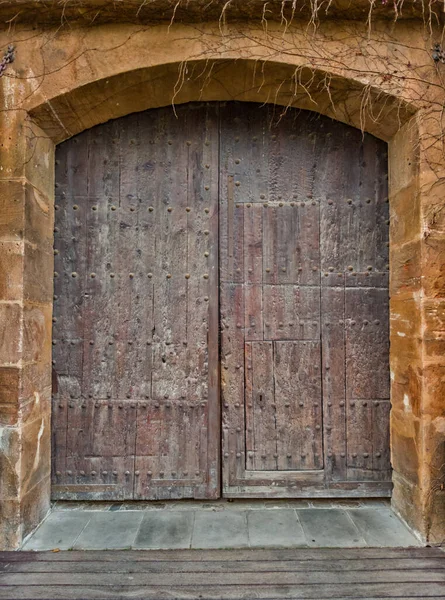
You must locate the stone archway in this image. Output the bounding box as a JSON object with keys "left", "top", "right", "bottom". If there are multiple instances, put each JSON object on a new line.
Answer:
{"left": 0, "top": 21, "right": 443, "bottom": 548}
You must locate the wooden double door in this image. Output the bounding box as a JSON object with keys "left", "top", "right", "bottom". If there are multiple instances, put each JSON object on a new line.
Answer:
{"left": 52, "top": 102, "right": 391, "bottom": 501}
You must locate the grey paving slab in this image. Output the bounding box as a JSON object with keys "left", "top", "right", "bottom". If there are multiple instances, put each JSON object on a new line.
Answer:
{"left": 247, "top": 509, "right": 307, "bottom": 548}
{"left": 134, "top": 511, "right": 194, "bottom": 549}
{"left": 73, "top": 511, "right": 143, "bottom": 550}
{"left": 297, "top": 508, "right": 367, "bottom": 547}
{"left": 22, "top": 511, "right": 91, "bottom": 551}
{"left": 348, "top": 508, "right": 421, "bottom": 547}
{"left": 192, "top": 510, "right": 249, "bottom": 549}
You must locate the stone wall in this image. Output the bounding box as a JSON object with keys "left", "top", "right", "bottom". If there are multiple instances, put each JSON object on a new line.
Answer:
{"left": 0, "top": 1, "right": 444, "bottom": 549}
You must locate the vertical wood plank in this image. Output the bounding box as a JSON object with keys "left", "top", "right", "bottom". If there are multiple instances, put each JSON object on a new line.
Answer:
{"left": 246, "top": 341, "right": 277, "bottom": 471}
{"left": 274, "top": 341, "right": 323, "bottom": 471}
{"left": 320, "top": 283, "right": 347, "bottom": 482}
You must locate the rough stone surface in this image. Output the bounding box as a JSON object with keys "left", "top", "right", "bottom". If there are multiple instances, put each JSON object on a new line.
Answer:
{"left": 0, "top": 4, "right": 444, "bottom": 549}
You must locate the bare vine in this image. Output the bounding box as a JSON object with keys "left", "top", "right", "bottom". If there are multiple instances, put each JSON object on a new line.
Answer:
{"left": 0, "top": 43, "right": 14, "bottom": 76}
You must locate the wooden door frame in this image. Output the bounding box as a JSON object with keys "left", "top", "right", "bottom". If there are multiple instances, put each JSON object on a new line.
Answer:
{"left": 2, "top": 54, "right": 441, "bottom": 547}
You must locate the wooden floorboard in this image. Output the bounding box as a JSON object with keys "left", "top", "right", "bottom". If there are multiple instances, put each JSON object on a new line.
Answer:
{"left": 0, "top": 548, "right": 443, "bottom": 599}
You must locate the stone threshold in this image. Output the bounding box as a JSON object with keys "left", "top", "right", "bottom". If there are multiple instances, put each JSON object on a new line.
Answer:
{"left": 21, "top": 499, "right": 422, "bottom": 551}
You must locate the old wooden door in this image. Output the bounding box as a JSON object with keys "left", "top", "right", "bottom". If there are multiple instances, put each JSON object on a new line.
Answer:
{"left": 52, "top": 104, "right": 220, "bottom": 500}
{"left": 52, "top": 101, "right": 391, "bottom": 501}
{"left": 219, "top": 103, "right": 391, "bottom": 497}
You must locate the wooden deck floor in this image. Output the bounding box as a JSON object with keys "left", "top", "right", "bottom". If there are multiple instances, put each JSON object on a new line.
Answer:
{"left": 0, "top": 547, "right": 444, "bottom": 599}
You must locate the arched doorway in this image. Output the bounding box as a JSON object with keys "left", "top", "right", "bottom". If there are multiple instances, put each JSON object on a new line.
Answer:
{"left": 51, "top": 101, "right": 391, "bottom": 501}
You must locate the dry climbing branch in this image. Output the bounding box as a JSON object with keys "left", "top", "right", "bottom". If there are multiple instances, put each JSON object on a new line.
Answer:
{"left": 0, "top": 44, "right": 14, "bottom": 76}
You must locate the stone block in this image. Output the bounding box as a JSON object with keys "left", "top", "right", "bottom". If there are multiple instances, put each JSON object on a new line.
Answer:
{"left": 391, "top": 471, "right": 425, "bottom": 541}
{"left": 25, "top": 185, "right": 54, "bottom": 251}
{"left": 389, "top": 182, "right": 420, "bottom": 246}
{"left": 0, "top": 180, "right": 25, "bottom": 241}
{"left": 390, "top": 298, "right": 422, "bottom": 414}
{"left": 20, "top": 385, "right": 51, "bottom": 425}
{"left": 0, "top": 366, "right": 20, "bottom": 425}
{"left": 0, "top": 110, "right": 26, "bottom": 181}
{"left": 23, "top": 244, "right": 54, "bottom": 303}
{"left": 20, "top": 413, "right": 51, "bottom": 496}
{"left": 390, "top": 330, "right": 421, "bottom": 371}
{"left": 0, "top": 303, "right": 22, "bottom": 364}
{"left": 422, "top": 363, "right": 445, "bottom": 417}
{"left": 0, "top": 403, "right": 19, "bottom": 426}
{"left": 390, "top": 360, "right": 422, "bottom": 418}
{"left": 423, "top": 298, "right": 445, "bottom": 359}
{"left": 421, "top": 233, "right": 445, "bottom": 299}
{"left": 0, "top": 366, "right": 20, "bottom": 405}
{"left": 20, "top": 474, "right": 51, "bottom": 540}
{"left": 24, "top": 123, "right": 55, "bottom": 201}
{"left": 419, "top": 176, "right": 445, "bottom": 237}
{"left": 0, "top": 498, "right": 21, "bottom": 550}
{"left": 390, "top": 239, "right": 421, "bottom": 296}
{"left": 390, "top": 408, "right": 420, "bottom": 483}
{"left": 21, "top": 361, "right": 52, "bottom": 405}
{"left": 390, "top": 294, "right": 421, "bottom": 340}
{"left": 427, "top": 487, "right": 445, "bottom": 545}
{"left": 0, "top": 425, "right": 20, "bottom": 499}
{"left": 388, "top": 117, "right": 419, "bottom": 195}
{"left": 0, "top": 241, "right": 24, "bottom": 301}
{"left": 23, "top": 303, "right": 52, "bottom": 364}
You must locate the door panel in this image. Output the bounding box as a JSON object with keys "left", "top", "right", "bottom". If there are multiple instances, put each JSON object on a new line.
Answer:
{"left": 244, "top": 340, "right": 323, "bottom": 472}
{"left": 274, "top": 341, "right": 323, "bottom": 471}
{"left": 52, "top": 104, "right": 220, "bottom": 500}
{"left": 220, "top": 102, "right": 391, "bottom": 497}
{"left": 52, "top": 101, "right": 391, "bottom": 501}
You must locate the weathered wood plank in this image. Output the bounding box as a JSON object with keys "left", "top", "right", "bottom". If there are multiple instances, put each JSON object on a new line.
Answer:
{"left": 3, "top": 569, "right": 445, "bottom": 585}
{"left": 320, "top": 284, "right": 346, "bottom": 482}
{"left": 1, "top": 586, "right": 444, "bottom": 600}
{"left": 3, "top": 548, "right": 441, "bottom": 562}
{"left": 3, "top": 557, "right": 445, "bottom": 573}
{"left": 245, "top": 341, "right": 276, "bottom": 471}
